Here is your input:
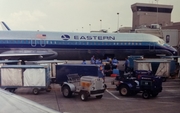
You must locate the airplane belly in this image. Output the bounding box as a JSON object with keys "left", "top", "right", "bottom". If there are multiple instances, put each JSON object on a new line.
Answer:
{"left": 0, "top": 48, "right": 58, "bottom": 60}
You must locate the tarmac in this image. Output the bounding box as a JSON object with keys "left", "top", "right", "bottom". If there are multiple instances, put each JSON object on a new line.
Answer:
{"left": 5, "top": 60, "right": 180, "bottom": 113}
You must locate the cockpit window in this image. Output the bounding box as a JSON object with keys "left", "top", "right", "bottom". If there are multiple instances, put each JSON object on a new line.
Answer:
{"left": 158, "top": 39, "right": 165, "bottom": 45}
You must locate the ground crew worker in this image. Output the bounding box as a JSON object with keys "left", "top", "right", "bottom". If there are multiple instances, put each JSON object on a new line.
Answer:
{"left": 81, "top": 59, "right": 86, "bottom": 64}
{"left": 95, "top": 58, "right": 102, "bottom": 64}
{"left": 124, "top": 57, "right": 130, "bottom": 73}
{"left": 98, "top": 65, "right": 105, "bottom": 83}
{"left": 112, "top": 57, "right": 118, "bottom": 69}
{"left": 91, "top": 55, "right": 95, "bottom": 64}
{"left": 112, "top": 66, "right": 120, "bottom": 76}
{"left": 112, "top": 57, "right": 118, "bottom": 65}
{"left": 106, "top": 57, "right": 110, "bottom": 62}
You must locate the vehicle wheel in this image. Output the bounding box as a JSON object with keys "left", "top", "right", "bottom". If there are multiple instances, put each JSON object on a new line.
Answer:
{"left": 131, "top": 91, "right": 138, "bottom": 96}
{"left": 62, "top": 85, "right": 72, "bottom": 98}
{"left": 151, "top": 92, "right": 159, "bottom": 97}
{"left": 10, "top": 88, "right": 16, "bottom": 93}
{"left": 162, "top": 77, "right": 167, "bottom": 82}
{"left": 46, "top": 86, "right": 51, "bottom": 92}
{"left": 119, "top": 85, "right": 130, "bottom": 96}
{"left": 33, "top": 88, "right": 39, "bottom": 95}
{"left": 80, "top": 91, "right": 89, "bottom": 101}
{"left": 104, "top": 84, "right": 107, "bottom": 89}
{"left": 96, "top": 95, "right": 103, "bottom": 99}
{"left": 142, "top": 91, "right": 150, "bottom": 99}
{"left": 6, "top": 88, "right": 16, "bottom": 93}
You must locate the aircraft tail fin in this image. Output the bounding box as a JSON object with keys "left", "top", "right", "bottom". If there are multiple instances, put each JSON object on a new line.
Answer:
{"left": 1, "top": 21, "right": 11, "bottom": 31}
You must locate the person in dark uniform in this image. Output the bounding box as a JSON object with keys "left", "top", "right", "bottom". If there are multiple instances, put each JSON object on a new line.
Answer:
{"left": 124, "top": 57, "right": 130, "bottom": 73}
{"left": 98, "top": 65, "right": 105, "bottom": 83}
{"left": 91, "top": 55, "right": 95, "bottom": 64}
{"left": 112, "top": 66, "right": 120, "bottom": 76}
{"left": 112, "top": 57, "right": 118, "bottom": 69}
{"left": 81, "top": 59, "right": 86, "bottom": 64}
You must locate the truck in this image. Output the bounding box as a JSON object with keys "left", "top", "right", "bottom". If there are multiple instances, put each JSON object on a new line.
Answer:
{"left": 112, "top": 70, "right": 163, "bottom": 99}
{"left": 55, "top": 64, "right": 106, "bottom": 101}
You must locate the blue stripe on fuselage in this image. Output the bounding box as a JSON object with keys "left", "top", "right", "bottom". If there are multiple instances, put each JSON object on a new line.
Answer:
{"left": 0, "top": 39, "right": 171, "bottom": 51}
{"left": 0, "top": 39, "right": 176, "bottom": 56}
{"left": 0, "top": 39, "right": 155, "bottom": 49}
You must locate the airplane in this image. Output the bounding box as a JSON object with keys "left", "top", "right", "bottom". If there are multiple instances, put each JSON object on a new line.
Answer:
{"left": 0, "top": 88, "right": 61, "bottom": 113}
{"left": 0, "top": 24, "right": 178, "bottom": 60}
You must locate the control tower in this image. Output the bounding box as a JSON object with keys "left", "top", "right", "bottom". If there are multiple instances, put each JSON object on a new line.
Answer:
{"left": 131, "top": 3, "right": 173, "bottom": 30}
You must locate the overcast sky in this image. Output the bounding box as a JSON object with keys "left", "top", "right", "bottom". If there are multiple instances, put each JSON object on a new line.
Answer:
{"left": 0, "top": 0, "right": 179, "bottom": 32}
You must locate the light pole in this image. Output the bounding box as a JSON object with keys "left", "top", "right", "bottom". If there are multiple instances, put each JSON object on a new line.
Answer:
{"left": 89, "top": 24, "right": 91, "bottom": 32}
{"left": 100, "top": 19, "right": 102, "bottom": 30}
{"left": 82, "top": 27, "right": 83, "bottom": 32}
{"left": 155, "top": 0, "right": 159, "bottom": 24}
{"left": 117, "top": 12, "right": 119, "bottom": 31}
{"left": 108, "top": 27, "right": 110, "bottom": 32}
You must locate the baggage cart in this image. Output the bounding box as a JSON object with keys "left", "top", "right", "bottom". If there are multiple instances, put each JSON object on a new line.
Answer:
{"left": 26, "top": 60, "right": 65, "bottom": 83}
{"left": 0, "top": 65, "right": 51, "bottom": 95}
{"left": 134, "top": 59, "right": 171, "bottom": 81}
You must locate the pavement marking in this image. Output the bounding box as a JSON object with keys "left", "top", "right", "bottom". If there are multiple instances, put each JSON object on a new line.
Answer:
{"left": 105, "top": 89, "right": 120, "bottom": 100}
{"left": 155, "top": 101, "right": 179, "bottom": 104}
{"left": 163, "top": 86, "right": 180, "bottom": 88}
{"left": 158, "top": 95, "right": 180, "bottom": 99}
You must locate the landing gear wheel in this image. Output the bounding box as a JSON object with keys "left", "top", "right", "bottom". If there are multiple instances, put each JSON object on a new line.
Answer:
{"left": 119, "top": 85, "right": 130, "bottom": 96}
{"left": 33, "top": 88, "right": 39, "bottom": 95}
{"left": 62, "top": 85, "right": 72, "bottom": 98}
{"left": 80, "top": 91, "right": 89, "bottom": 101}
{"left": 96, "top": 95, "right": 103, "bottom": 99}
{"left": 142, "top": 91, "right": 150, "bottom": 99}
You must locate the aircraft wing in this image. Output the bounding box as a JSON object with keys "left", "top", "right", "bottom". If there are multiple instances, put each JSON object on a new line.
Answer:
{"left": 0, "top": 53, "right": 53, "bottom": 60}
{"left": 0, "top": 88, "right": 61, "bottom": 113}
{"left": 0, "top": 53, "right": 45, "bottom": 57}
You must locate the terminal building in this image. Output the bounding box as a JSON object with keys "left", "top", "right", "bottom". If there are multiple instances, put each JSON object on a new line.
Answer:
{"left": 95, "top": 2, "right": 180, "bottom": 51}
{"left": 131, "top": 3, "right": 173, "bottom": 30}
{"left": 130, "top": 3, "right": 180, "bottom": 51}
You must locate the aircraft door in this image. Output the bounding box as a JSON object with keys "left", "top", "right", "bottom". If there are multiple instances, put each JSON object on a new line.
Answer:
{"left": 40, "top": 40, "right": 46, "bottom": 47}
{"left": 149, "top": 43, "right": 155, "bottom": 51}
{"left": 31, "top": 39, "right": 36, "bottom": 47}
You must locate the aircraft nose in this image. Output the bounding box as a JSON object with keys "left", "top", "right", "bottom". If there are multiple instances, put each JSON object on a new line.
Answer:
{"left": 173, "top": 51, "right": 178, "bottom": 55}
